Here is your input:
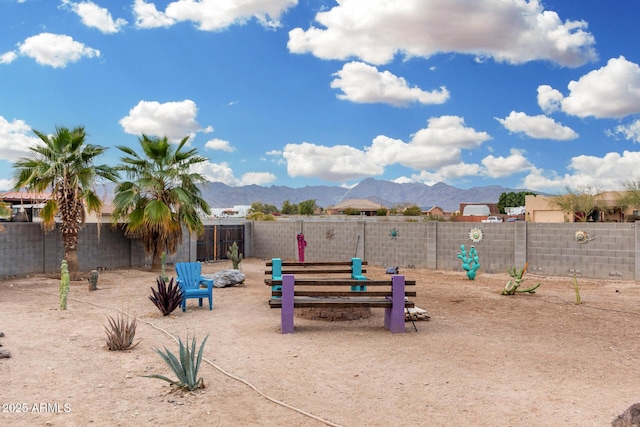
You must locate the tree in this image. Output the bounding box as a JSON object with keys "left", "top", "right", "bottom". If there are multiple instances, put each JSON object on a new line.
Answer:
{"left": 550, "top": 186, "right": 606, "bottom": 222}
{"left": 111, "top": 135, "right": 211, "bottom": 271}
{"left": 0, "top": 200, "right": 10, "bottom": 232}
{"left": 617, "top": 181, "right": 640, "bottom": 211}
{"left": 298, "top": 199, "right": 317, "bottom": 216}
{"left": 497, "top": 191, "right": 536, "bottom": 214}
{"left": 12, "top": 126, "right": 117, "bottom": 279}
{"left": 280, "top": 199, "right": 298, "bottom": 215}
{"left": 249, "top": 201, "right": 278, "bottom": 215}
{"left": 403, "top": 205, "right": 423, "bottom": 216}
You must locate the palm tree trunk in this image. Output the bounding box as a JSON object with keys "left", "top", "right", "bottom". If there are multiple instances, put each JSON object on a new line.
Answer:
{"left": 65, "top": 249, "right": 82, "bottom": 281}
{"left": 150, "top": 241, "right": 163, "bottom": 271}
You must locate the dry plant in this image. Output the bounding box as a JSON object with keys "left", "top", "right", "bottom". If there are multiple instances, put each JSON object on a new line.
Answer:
{"left": 104, "top": 313, "right": 140, "bottom": 351}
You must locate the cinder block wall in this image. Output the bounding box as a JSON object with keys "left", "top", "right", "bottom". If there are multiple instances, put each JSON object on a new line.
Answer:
{"left": 0, "top": 223, "right": 195, "bottom": 277}
{"left": 2, "top": 220, "right": 639, "bottom": 281}
{"left": 250, "top": 220, "right": 639, "bottom": 280}
{"left": 526, "top": 222, "right": 636, "bottom": 280}
{"left": 251, "top": 221, "right": 300, "bottom": 261}
{"left": 364, "top": 221, "right": 428, "bottom": 268}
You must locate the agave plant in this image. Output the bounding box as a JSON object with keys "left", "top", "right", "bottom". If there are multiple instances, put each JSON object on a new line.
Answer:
{"left": 145, "top": 334, "right": 208, "bottom": 391}
{"left": 104, "top": 313, "right": 140, "bottom": 351}
{"left": 149, "top": 276, "right": 184, "bottom": 316}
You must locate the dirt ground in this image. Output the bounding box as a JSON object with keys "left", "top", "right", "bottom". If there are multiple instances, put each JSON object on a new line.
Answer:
{"left": 1, "top": 258, "right": 639, "bottom": 427}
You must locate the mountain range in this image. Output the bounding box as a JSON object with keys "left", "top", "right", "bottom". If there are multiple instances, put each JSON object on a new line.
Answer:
{"left": 200, "top": 178, "right": 533, "bottom": 212}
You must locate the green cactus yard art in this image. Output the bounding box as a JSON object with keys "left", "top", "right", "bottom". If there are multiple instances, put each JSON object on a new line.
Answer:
{"left": 60, "top": 259, "right": 70, "bottom": 310}
{"left": 502, "top": 262, "right": 541, "bottom": 295}
{"left": 457, "top": 244, "right": 480, "bottom": 280}
{"left": 227, "top": 242, "right": 243, "bottom": 270}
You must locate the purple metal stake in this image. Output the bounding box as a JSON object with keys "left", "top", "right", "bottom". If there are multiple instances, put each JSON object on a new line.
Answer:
{"left": 281, "top": 274, "right": 295, "bottom": 334}
{"left": 297, "top": 233, "right": 306, "bottom": 262}
{"left": 384, "top": 275, "right": 406, "bottom": 333}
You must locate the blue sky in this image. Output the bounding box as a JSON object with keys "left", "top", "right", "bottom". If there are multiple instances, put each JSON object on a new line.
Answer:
{"left": 2, "top": 1, "right": 640, "bottom": 194}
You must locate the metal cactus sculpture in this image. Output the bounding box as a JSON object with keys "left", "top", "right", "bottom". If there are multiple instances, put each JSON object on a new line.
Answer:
{"left": 227, "top": 242, "right": 243, "bottom": 269}
{"left": 502, "top": 262, "right": 541, "bottom": 295}
{"left": 60, "top": 259, "right": 70, "bottom": 310}
{"left": 457, "top": 244, "right": 480, "bottom": 280}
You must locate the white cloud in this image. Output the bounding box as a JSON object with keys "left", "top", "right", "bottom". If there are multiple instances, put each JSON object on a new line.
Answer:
{"left": 288, "top": 0, "right": 596, "bottom": 67}
{"left": 330, "top": 61, "right": 449, "bottom": 106}
{"left": 0, "top": 177, "right": 14, "bottom": 192}
{"left": 537, "top": 84, "right": 564, "bottom": 114}
{"left": 496, "top": 111, "right": 578, "bottom": 140}
{"left": 133, "top": 0, "right": 297, "bottom": 31}
{"left": 283, "top": 142, "right": 384, "bottom": 182}
{"left": 481, "top": 149, "right": 533, "bottom": 178}
{"left": 522, "top": 150, "right": 640, "bottom": 191}
{"left": 0, "top": 116, "right": 42, "bottom": 163}
{"left": 17, "top": 33, "right": 100, "bottom": 68}
{"left": 368, "top": 116, "right": 490, "bottom": 170}
{"left": 611, "top": 119, "right": 640, "bottom": 143}
{"left": 0, "top": 51, "right": 18, "bottom": 65}
{"left": 205, "top": 138, "right": 234, "bottom": 152}
{"left": 238, "top": 172, "right": 276, "bottom": 186}
{"left": 192, "top": 161, "right": 276, "bottom": 186}
{"left": 61, "top": 0, "right": 127, "bottom": 33}
{"left": 411, "top": 163, "right": 482, "bottom": 185}
{"left": 119, "top": 99, "right": 212, "bottom": 141}
{"left": 544, "top": 56, "right": 640, "bottom": 119}
{"left": 133, "top": 0, "right": 175, "bottom": 28}
{"left": 282, "top": 115, "right": 490, "bottom": 182}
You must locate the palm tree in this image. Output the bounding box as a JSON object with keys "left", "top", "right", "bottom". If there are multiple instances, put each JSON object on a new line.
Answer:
{"left": 111, "top": 135, "right": 211, "bottom": 271}
{"left": 0, "top": 201, "right": 10, "bottom": 232}
{"left": 12, "top": 126, "right": 118, "bottom": 278}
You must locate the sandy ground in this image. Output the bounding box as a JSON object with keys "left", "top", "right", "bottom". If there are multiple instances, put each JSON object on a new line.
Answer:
{"left": 1, "top": 258, "right": 639, "bottom": 427}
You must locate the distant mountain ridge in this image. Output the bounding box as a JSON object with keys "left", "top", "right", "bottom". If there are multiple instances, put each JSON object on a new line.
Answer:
{"left": 200, "top": 178, "right": 532, "bottom": 212}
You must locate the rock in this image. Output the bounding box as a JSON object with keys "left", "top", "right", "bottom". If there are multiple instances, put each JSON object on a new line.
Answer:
{"left": 612, "top": 403, "right": 640, "bottom": 427}
{"left": 0, "top": 349, "right": 10, "bottom": 358}
{"left": 406, "top": 306, "right": 430, "bottom": 321}
{"left": 210, "top": 270, "right": 245, "bottom": 288}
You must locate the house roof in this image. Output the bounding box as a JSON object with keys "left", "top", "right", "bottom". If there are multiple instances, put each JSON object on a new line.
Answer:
{"left": 1, "top": 191, "right": 52, "bottom": 203}
{"left": 329, "top": 199, "right": 385, "bottom": 211}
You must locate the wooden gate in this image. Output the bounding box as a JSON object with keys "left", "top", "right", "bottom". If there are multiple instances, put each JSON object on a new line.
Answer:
{"left": 197, "top": 224, "right": 245, "bottom": 262}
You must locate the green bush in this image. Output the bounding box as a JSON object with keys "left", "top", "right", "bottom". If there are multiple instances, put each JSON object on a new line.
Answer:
{"left": 145, "top": 334, "right": 208, "bottom": 391}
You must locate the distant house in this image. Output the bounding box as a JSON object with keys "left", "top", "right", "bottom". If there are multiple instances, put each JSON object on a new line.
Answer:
{"left": 525, "top": 192, "right": 632, "bottom": 223}
{"left": 1, "top": 191, "right": 52, "bottom": 222}
{"left": 326, "top": 199, "right": 386, "bottom": 216}
{"left": 210, "top": 205, "right": 251, "bottom": 218}
{"left": 424, "top": 206, "right": 449, "bottom": 219}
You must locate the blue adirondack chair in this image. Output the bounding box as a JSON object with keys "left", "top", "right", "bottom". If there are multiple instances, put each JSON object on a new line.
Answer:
{"left": 175, "top": 262, "right": 214, "bottom": 312}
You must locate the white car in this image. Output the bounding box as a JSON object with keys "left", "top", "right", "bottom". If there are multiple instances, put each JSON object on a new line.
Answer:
{"left": 482, "top": 216, "right": 503, "bottom": 223}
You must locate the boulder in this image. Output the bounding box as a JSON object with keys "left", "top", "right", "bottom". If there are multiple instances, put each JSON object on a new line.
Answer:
{"left": 612, "top": 403, "right": 640, "bottom": 427}
{"left": 211, "top": 270, "right": 245, "bottom": 288}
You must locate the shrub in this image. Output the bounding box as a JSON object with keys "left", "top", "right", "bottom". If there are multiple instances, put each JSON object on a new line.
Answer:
{"left": 149, "top": 277, "right": 184, "bottom": 316}
{"left": 104, "top": 314, "right": 140, "bottom": 351}
{"left": 145, "top": 334, "right": 208, "bottom": 391}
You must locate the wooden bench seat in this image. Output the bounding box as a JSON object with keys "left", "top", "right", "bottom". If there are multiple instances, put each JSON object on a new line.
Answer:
{"left": 266, "top": 275, "right": 416, "bottom": 334}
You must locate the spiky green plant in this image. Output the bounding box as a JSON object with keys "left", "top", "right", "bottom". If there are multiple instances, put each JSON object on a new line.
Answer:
{"left": 227, "top": 242, "right": 243, "bottom": 269}
{"left": 60, "top": 259, "right": 70, "bottom": 310}
{"left": 104, "top": 313, "right": 140, "bottom": 351}
{"left": 502, "top": 262, "right": 541, "bottom": 295}
{"left": 149, "top": 276, "right": 184, "bottom": 316}
{"left": 145, "top": 334, "right": 208, "bottom": 391}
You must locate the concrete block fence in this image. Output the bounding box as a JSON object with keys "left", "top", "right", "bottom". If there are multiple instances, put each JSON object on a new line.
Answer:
{"left": 249, "top": 220, "right": 639, "bottom": 281}
{"left": 1, "top": 220, "right": 638, "bottom": 281}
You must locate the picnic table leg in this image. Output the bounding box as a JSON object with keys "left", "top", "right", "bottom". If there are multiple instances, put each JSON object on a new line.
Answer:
{"left": 272, "top": 258, "right": 282, "bottom": 298}
{"left": 384, "top": 275, "right": 406, "bottom": 333}
{"left": 281, "top": 274, "right": 295, "bottom": 334}
{"left": 351, "top": 257, "right": 367, "bottom": 291}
